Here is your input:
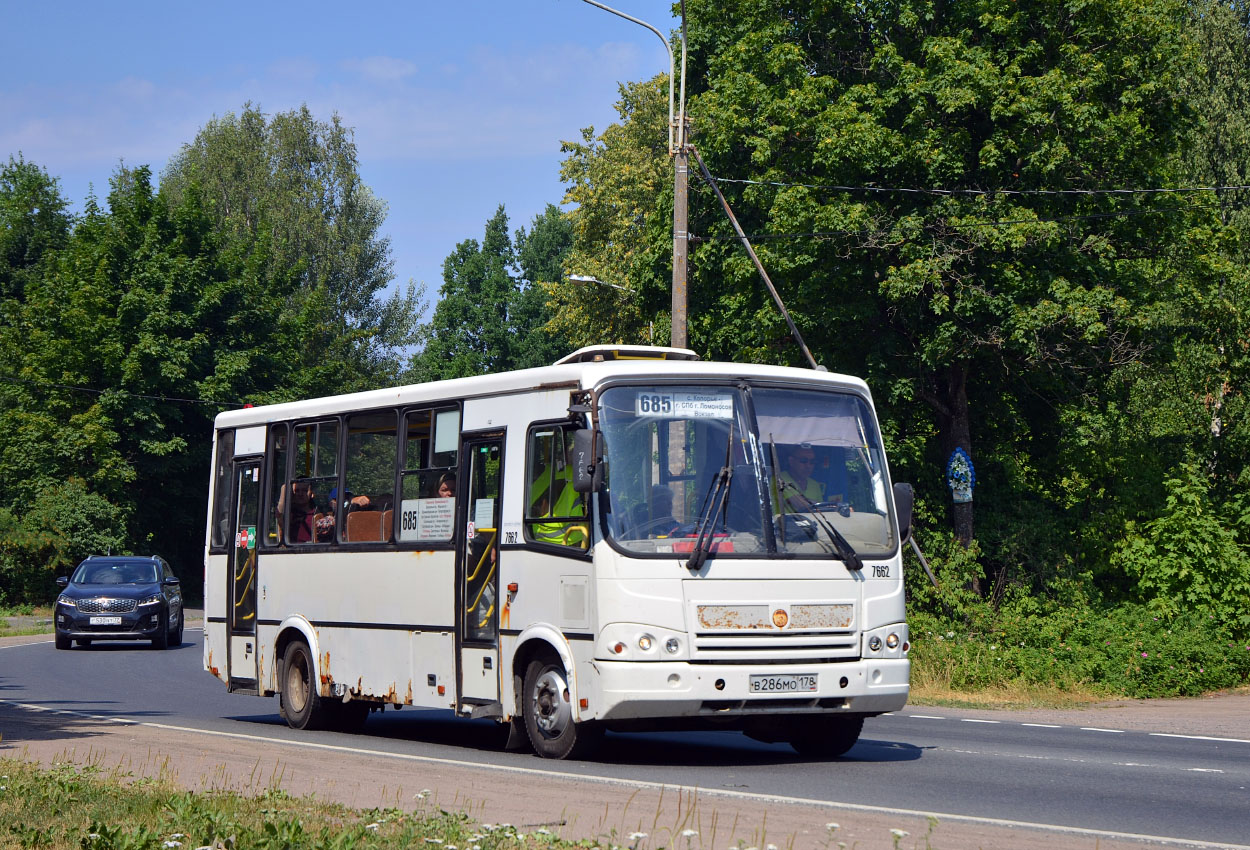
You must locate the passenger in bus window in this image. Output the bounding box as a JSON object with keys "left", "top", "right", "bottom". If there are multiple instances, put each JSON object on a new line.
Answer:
{"left": 436, "top": 473, "right": 455, "bottom": 499}
{"left": 277, "top": 479, "right": 316, "bottom": 543}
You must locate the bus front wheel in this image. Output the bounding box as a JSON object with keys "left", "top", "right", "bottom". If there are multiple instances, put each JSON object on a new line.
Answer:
{"left": 281, "top": 640, "right": 327, "bottom": 730}
{"left": 788, "top": 714, "right": 864, "bottom": 758}
{"left": 522, "top": 657, "right": 601, "bottom": 759}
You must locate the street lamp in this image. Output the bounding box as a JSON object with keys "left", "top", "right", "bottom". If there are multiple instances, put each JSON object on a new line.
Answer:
{"left": 568, "top": 273, "right": 630, "bottom": 293}
{"left": 578, "top": 0, "right": 689, "bottom": 349}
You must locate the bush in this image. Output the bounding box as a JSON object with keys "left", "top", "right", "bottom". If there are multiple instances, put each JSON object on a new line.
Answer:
{"left": 910, "top": 599, "right": 1250, "bottom": 698}
{"left": 1112, "top": 462, "right": 1250, "bottom": 635}
{"left": 0, "top": 478, "right": 127, "bottom": 605}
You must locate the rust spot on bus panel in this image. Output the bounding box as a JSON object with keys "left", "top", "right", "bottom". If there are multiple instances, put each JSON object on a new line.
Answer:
{"left": 406, "top": 680, "right": 413, "bottom": 705}
{"left": 698, "top": 604, "right": 770, "bottom": 630}
{"left": 320, "top": 651, "right": 331, "bottom": 685}
{"left": 790, "top": 604, "right": 854, "bottom": 630}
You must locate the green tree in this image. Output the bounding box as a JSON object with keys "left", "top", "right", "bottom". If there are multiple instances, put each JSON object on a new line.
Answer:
{"left": 513, "top": 204, "right": 575, "bottom": 368}
{"left": 556, "top": 0, "right": 1216, "bottom": 595}
{"left": 161, "top": 103, "right": 421, "bottom": 388}
{"left": 409, "top": 204, "right": 572, "bottom": 380}
{"left": 0, "top": 156, "right": 71, "bottom": 303}
{"left": 551, "top": 76, "right": 673, "bottom": 347}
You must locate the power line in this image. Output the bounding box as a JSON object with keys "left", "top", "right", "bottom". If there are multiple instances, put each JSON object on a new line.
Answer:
{"left": 710, "top": 177, "right": 1250, "bottom": 198}
{"left": 689, "top": 200, "right": 1233, "bottom": 242}
{"left": 0, "top": 374, "right": 244, "bottom": 408}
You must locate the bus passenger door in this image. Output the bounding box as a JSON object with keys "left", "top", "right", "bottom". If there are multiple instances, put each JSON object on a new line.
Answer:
{"left": 227, "top": 460, "right": 261, "bottom": 690}
{"left": 457, "top": 436, "right": 503, "bottom": 707}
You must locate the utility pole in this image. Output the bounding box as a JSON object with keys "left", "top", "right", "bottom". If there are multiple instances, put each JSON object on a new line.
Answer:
{"left": 579, "top": 0, "right": 689, "bottom": 349}
{"left": 671, "top": 2, "right": 689, "bottom": 349}
{"left": 672, "top": 133, "right": 688, "bottom": 348}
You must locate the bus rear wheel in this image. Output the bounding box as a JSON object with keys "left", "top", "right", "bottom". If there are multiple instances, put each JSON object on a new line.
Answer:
{"left": 522, "top": 657, "right": 601, "bottom": 759}
{"left": 281, "top": 640, "right": 327, "bottom": 730}
{"left": 788, "top": 714, "right": 864, "bottom": 758}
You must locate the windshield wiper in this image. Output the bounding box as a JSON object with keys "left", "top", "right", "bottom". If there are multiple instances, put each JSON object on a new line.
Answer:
{"left": 685, "top": 420, "right": 735, "bottom": 572}
{"left": 767, "top": 435, "right": 862, "bottom": 571}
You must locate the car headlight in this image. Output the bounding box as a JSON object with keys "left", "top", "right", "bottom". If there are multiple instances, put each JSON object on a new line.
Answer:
{"left": 56, "top": 594, "right": 76, "bottom": 608}
{"left": 138, "top": 594, "right": 162, "bottom": 606}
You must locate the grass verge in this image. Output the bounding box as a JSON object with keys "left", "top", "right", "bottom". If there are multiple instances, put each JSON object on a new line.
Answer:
{"left": 0, "top": 758, "right": 587, "bottom": 850}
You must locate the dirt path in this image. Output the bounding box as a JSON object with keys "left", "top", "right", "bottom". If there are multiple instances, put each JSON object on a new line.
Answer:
{"left": 3, "top": 629, "right": 1247, "bottom": 850}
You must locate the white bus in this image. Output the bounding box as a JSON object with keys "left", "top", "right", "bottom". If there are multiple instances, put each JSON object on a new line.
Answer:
{"left": 203, "top": 345, "right": 912, "bottom": 759}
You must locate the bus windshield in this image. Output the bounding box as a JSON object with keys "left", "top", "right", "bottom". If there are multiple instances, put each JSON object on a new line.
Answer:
{"left": 599, "top": 384, "right": 896, "bottom": 559}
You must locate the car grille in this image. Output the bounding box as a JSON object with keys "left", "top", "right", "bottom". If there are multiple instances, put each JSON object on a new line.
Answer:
{"left": 77, "top": 597, "right": 138, "bottom": 614}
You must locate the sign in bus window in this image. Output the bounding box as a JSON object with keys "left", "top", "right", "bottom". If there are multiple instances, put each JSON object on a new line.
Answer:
{"left": 634, "top": 391, "right": 733, "bottom": 419}
{"left": 399, "top": 497, "right": 454, "bottom": 542}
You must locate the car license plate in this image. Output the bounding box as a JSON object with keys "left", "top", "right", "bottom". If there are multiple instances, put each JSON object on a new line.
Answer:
{"left": 749, "top": 673, "right": 817, "bottom": 693}
{"left": 89, "top": 616, "right": 122, "bottom": 626}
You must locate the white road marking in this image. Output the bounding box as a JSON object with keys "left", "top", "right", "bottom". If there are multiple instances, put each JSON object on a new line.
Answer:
{"left": 1080, "top": 727, "right": 1125, "bottom": 733}
{"left": 908, "top": 714, "right": 946, "bottom": 719}
{"left": 2, "top": 697, "right": 1247, "bottom": 850}
{"left": 960, "top": 718, "right": 1000, "bottom": 723}
{"left": 1021, "top": 723, "right": 1062, "bottom": 728}
{"left": 1187, "top": 768, "right": 1226, "bottom": 774}
{"left": 1152, "top": 732, "right": 1250, "bottom": 745}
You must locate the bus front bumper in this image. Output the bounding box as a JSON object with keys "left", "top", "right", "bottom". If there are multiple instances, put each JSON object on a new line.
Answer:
{"left": 585, "top": 657, "right": 909, "bottom": 722}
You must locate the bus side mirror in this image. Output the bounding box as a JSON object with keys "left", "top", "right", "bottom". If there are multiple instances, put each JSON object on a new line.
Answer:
{"left": 893, "top": 482, "right": 914, "bottom": 542}
{"left": 572, "top": 428, "right": 603, "bottom": 493}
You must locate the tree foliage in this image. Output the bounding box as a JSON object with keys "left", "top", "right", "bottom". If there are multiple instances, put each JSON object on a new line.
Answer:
{"left": 0, "top": 106, "right": 418, "bottom": 597}
{"left": 162, "top": 103, "right": 421, "bottom": 391}
{"left": 408, "top": 204, "right": 572, "bottom": 381}
{"left": 553, "top": 0, "right": 1250, "bottom": 626}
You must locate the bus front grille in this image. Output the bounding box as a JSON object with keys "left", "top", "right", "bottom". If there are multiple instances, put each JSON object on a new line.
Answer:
{"left": 691, "top": 631, "right": 859, "bottom": 661}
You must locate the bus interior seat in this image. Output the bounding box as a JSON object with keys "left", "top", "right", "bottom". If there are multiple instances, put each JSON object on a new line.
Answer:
{"left": 345, "top": 510, "right": 383, "bottom": 542}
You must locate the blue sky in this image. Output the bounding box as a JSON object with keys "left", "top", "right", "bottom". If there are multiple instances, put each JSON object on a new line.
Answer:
{"left": 1, "top": 1, "right": 677, "bottom": 315}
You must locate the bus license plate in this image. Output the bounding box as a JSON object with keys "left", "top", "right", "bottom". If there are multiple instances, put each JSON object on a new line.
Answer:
{"left": 749, "top": 673, "right": 817, "bottom": 693}
{"left": 89, "top": 616, "right": 122, "bottom": 626}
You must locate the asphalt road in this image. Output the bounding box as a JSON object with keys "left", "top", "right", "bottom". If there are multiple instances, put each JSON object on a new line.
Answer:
{"left": 2, "top": 630, "right": 1248, "bottom": 847}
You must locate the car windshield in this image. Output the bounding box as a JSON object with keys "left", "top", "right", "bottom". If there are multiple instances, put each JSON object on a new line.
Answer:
{"left": 598, "top": 384, "right": 896, "bottom": 560}
{"left": 72, "top": 561, "right": 160, "bottom": 584}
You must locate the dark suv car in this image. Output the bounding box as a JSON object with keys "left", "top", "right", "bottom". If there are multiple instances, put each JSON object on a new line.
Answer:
{"left": 54, "top": 556, "right": 184, "bottom": 650}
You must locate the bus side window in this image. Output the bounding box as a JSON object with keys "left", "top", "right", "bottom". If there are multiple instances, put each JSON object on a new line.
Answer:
{"left": 264, "top": 425, "right": 288, "bottom": 547}
{"left": 210, "top": 429, "right": 235, "bottom": 551}
{"left": 290, "top": 421, "right": 338, "bottom": 546}
{"left": 341, "top": 410, "right": 398, "bottom": 543}
{"left": 524, "top": 425, "right": 588, "bottom": 551}
{"left": 397, "top": 407, "right": 459, "bottom": 544}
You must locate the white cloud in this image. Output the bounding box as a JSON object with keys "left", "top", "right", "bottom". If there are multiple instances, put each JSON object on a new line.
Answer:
{"left": 342, "top": 56, "right": 419, "bottom": 82}
{"left": 114, "top": 76, "right": 156, "bottom": 100}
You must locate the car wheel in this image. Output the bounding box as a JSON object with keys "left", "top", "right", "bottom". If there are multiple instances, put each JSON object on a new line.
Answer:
{"left": 788, "top": 715, "right": 865, "bottom": 758}
{"left": 522, "top": 655, "right": 601, "bottom": 759}
{"left": 280, "top": 640, "right": 328, "bottom": 730}
{"left": 55, "top": 633, "right": 71, "bottom": 650}
{"left": 170, "top": 610, "right": 183, "bottom": 647}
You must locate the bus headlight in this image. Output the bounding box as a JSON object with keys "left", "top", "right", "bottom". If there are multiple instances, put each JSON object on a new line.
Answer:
{"left": 863, "top": 624, "right": 908, "bottom": 658}
{"left": 599, "top": 624, "right": 689, "bottom": 660}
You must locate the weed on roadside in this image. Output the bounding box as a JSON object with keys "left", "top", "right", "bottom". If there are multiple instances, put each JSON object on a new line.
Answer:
{"left": 0, "top": 759, "right": 720, "bottom": 850}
